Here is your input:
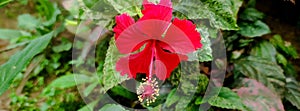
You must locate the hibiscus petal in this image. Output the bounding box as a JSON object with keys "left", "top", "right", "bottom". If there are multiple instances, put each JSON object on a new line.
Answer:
{"left": 154, "top": 44, "right": 181, "bottom": 80}
{"left": 162, "top": 21, "right": 197, "bottom": 54}
{"left": 116, "top": 57, "right": 132, "bottom": 77}
{"left": 115, "top": 0, "right": 174, "bottom": 54}
{"left": 140, "top": 0, "right": 172, "bottom": 22}
{"left": 116, "top": 42, "right": 153, "bottom": 78}
{"left": 157, "top": 41, "right": 175, "bottom": 52}
{"left": 172, "top": 18, "right": 202, "bottom": 50}
{"left": 137, "top": 20, "right": 170, "bottom": 39}
{"left": 116, "top": 20, "right": 169, "bottom": 54}
{"left": 113, "top": 13, "right": 135, "bottom": 40}
{"left": 154, "top": 60, "right": 167, "bottom": 80}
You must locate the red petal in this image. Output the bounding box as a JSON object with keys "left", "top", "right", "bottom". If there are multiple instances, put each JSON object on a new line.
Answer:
{"left": 161, "top": 21, "right": 197, "bottom": 54}
{"left": 172, "top": 18, "right": 202, "bottom": 50}
{"left": 116, "top": 57, "right": 132, "bottom": 78}
{"left": 113, "top": 13, "right": 135, "bottom": 40}
{"left": 116, "top": 20, "right": 169, "bottom": 54}
{"left": 154, "top": 43, "right": 181, "bottom": 80}
{"left": 116, "top": 42, "right": 153, "bottom": 78}
{"left": 157, "top": 41, "right": 175, "bottom": 52}
{"left": 140, "top": 0, "right": 172, "bottom": 22}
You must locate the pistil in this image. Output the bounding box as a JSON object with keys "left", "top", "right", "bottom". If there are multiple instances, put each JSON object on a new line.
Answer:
{"left": 137, "top": 40, "right": 160, "bottom": 106}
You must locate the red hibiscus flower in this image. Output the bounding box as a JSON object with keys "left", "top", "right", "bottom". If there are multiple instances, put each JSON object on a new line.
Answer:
{"left": 113, "top": 0, "right": 202, "bottom": 104}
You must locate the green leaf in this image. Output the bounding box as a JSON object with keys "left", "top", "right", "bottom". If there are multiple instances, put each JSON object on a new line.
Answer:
{"left": 165, "top": 88, "right": 193, "bottom": 111}
{"left": 195, "top": 96, "right": 203, "bottom": 105}
{"left": 100, "top": 38, "right": 129, "bottom": 93}
{"left": 239, "top": 8, "right": 265, "bottom": 21}
{"left": 81, "top": 0, "right": 119, "bottom": 27}
{"left": 166, "top": 62, "right": 206, "bottom": 110}
{"left": 246, "top": 0, "right": 256, "bottom": 8}
{"left": 238, "top": 20, "right": 271, "bottom": 37}
{"left": 234, "top": 56, "right": 286, "bottom": 94}
{"left": 78, "top": 100, "right": 99, "bottom": 111}
{"left": 270, "top": 34, "right": 299, "bottom": 59}
{"left": 18, "top": 14, "right": 41, "bottom": 31}
{"left": 224, "top": 33, "right": 238, "bottom": 51}
{"left": 110, "top": 85, "right": 136, "bottom": 100}
{"left": 148, "top": 104, "right": 162, "bottom": 111}
{"left": 83, "top": 0, "right": 99, "bottom": 8}
{"left": 83, "top": 82, "right": 98, "bottom": 97}
{"left": 17, "top": 0, "right": 28, "bottom": 5}
{"left": 197, "top": 27, "right": 213, "bottom": 62}
{"left": 0, "top": 29, "right": 31, "bottom": 40}
{"left": 106, "top": 0, "right": 141, "bottom": 16}
{"left": 175, "top": 96, "right": 193, "bottom": 111}
{"left": 197, "top": 74, "right": 210, "bottom": 93}
{"left": 0, "top": 0, "right": 13, "bottom": 8}
{"left": 99, "top": 104, "right": 127, "bottom": 111}
{"left": 208, "top": 87, "right": 247, "bottom": 110}
{"left": 235, "top": 78, "right": 285, "bottom": 111}
{"left": 282, "top": 62, "right": 297, "bottom": 77}
{"left": 62, "top": 0, "right": 80, "bottom": 17}
{"left": 47, "top": 74, "right": 91, "bottom": 89}
{"left": 52, "top": 38, "right": 72, "bottom": 53}
{"left": 285, "top": 78, "right": 300, "bottom": 110}
{"left": 174, "top": 0, "right": 243, "bottom": 30}
{"left": 165, "top": 89, "right": 180, "bottom": 107}
{"left": 179, "top": 62, "right": 206, "bottom": 95}
{"left": 188, "top": 27, "right": 212, "bottom": 62}
{"left": 276, "top": 53, "right": 288, "bottom": 66}
{"left": 180, "top": 73, "right": 209, "bottom": 94}
{"left": 250, "top": 41, "right": 277, "bottom": 62}
{"left": 0, "top": 32, "right": 53, "bottom": 95}
{"left": 238, "top": 39, "right": 254, "bottom": 47}
{"left": 40, "top": 2, "right": 61, "bottom": 26}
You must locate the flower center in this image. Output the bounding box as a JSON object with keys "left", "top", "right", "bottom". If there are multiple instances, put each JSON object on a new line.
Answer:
{"left": 137, "top": 77, "right": 159, "bottom": 106}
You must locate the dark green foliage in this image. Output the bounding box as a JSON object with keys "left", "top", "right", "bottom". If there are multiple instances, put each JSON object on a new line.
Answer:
{"left": 0, "top": 0, "right": 299, "bottom": 110}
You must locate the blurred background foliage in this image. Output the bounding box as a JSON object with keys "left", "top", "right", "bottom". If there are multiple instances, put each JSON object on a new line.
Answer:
{"left": 0, "top": 0, "right": 299, "bottom": 111}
